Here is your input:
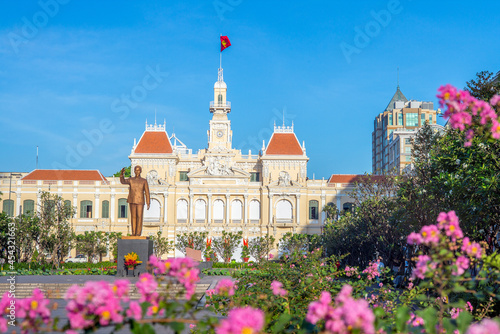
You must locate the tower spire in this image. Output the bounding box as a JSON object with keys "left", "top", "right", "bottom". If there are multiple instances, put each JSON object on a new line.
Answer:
{"left": 397, "top": 67, "right": 400, "bottom": 88}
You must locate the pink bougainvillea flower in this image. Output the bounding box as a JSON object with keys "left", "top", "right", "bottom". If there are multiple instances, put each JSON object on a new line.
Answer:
{"left": 215, "top": 279, "right": 235, "bottom": 297}
{"left": 216, "top": 306, "right": 265, "bottom": 334}
{"left": 462, "top": 237, "right": 483, "bottom": 259}
{"left": 112, "top": 280, "right": 130, "bottom": 301}
{"left": 16, "top": 288, "right": 52, "bottom": 331}
{"left": 491, "top": 120, "right": 500, "bottom": 139}
{"left": 65, "top": 281, "right": 125, "bottom": 331}
{"left": 306, "top": 291, "right": 332, "bottom": 324}
{"left": 465, "top": 318, "right": 500, "bottom": 334}
{"left": 407, "top": 232, "right": 423, "bottom": 245}
{"left": 490, "top": 94, "right": 500, "bottom": 107}
{"left": 362, "top": 262, "right": 380, "bottom": 281}
{"left": 136, "top": 273, "right": 159, "bottom": 303}
{"left": 270, "top": 280, "right": 287, "bottom": 297}
{"left": 452, "top": 256, "right": 469, "bottom": 276}
{"left": 412, "top": 255, "right": 432, "bottom": 280}
{"left": 420, "top": 225, "right": 440, "bottom": 245}
{"left": 126, "top": 301, "right": 142, "bottom": 321}
{"left": 437, "top": 211, "right": 464, "bottom": 241}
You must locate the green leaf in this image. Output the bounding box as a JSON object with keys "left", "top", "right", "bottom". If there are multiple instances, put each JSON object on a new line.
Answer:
{"left": 395, "top": 306, "right": 410, "bottom": 332}
{"left": 418, "top": 307, "right": 437, "bottom": 334}
{"left": 169, "top": 321, "right": 185, "bottom": 333}
{"left": 272, "top": 313, "right": 293, "bottom": 334}
{"left": 456, "top": 311, "right": 473, "bottom": 333}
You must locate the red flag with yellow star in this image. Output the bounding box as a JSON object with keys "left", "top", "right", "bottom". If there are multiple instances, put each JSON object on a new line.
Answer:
{"left": 220, "top": 36, "right": 231, "bottom": 51}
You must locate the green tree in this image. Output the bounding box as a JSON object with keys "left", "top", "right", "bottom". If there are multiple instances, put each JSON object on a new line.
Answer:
{"left": 14, "top": 214, "right": 41, "bottom": 263}
{"left": 114, "top": 166, "right": 131, "bottom": 177}
{"left": 248, "top": 235, "right": 275, "bottom": 262}
{"left": 322, "top": 203, "right": 339, "bottom": 222}
{"left": 279, "top": 232, "right": 322, "bottom": 260}
{"left": 76, "top": 231, "right": 108, "bottom": 262}
{"left": 175, "top": 231, "right": 208, "bottom": 255}
{"left": 151, "top": 230, "right": 175, "bottom": 259}
{"left": 212, "top": 230, "right": 243, "bottom": 262}
{"left": 108, "top": 232, "right": 122, "bottom": 261}
{"left": 37, "top": 192, "right": 75, "bottom": 268}
{"left": 465, "top": 70, "right": 500, "bottom": 101}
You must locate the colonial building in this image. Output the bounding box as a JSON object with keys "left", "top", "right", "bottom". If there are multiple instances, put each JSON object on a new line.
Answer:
{"left": 372, "top": 86, "right": 440, "bottom": 174}
{"left": 0, "top": 67, "right": 364, "bottom": 258}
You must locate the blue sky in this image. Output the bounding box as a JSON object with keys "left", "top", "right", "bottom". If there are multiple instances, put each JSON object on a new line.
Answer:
{"left": 0, "top": 1, "right": 499, "bottom": 178}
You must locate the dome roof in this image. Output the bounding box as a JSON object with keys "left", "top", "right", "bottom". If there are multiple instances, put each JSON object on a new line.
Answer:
{"left": 214, "top": 80, "right": 227, "bottom": 89}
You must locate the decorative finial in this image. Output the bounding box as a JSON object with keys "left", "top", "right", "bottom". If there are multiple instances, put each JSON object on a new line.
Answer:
{"left": 397, "top": 67, "right": 400, "bottom": 88}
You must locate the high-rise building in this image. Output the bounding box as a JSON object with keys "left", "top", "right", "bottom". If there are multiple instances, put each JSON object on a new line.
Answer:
{"left": 372, "top": 86, "right": 439, "bottom": 174}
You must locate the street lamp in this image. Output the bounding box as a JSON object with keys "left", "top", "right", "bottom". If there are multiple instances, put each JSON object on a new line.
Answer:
{"left": 8, "top": 173, "right": 23, "bottom": 216}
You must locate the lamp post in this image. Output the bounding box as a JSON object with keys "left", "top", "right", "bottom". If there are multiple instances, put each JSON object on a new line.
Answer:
{"left": 8, "top": 173, "right": 23, "bottom": 216}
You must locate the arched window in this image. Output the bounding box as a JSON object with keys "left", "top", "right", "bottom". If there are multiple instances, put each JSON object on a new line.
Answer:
{"left": 213, "top": 199, "right": 224, "bottom": 222}
{"left": 3, "top": 199, "right": 14, "bottom": 217}
{"left": 195, "top": 199, "right": 206, "bottom": 221}
{"left": 23, "top": 199, "right": 35, "bottom": 216}
{"left": 118, "top": 198, "right": 128, "bottom": 218}
{"left": 80, "top": 200, "right": 92, "bottom": 218}
{"left": 343, "top": 202, "right": 354, "bottom": 212}
{"left": 249, "top": 200, "right": 260, "bottom": 222}
{"left": 218, "top": 94, "right": 223, "bottom": 104}
{"left": 145, "top": 198, "right": 161, "bottom": 222}
{"left": 309, "top": 200, "right": 319, "bottom": 220}
{"left": 276, "top": 200, "right": 292, "bottom": 222}
{"left": 177, "top": 199, "right": 188, "bottom": 222}
{"left": 101, "top": 200, "right": 109, "bottom": 218}
{"left": 231, "top": 200, "right": 242, "bottom": 222}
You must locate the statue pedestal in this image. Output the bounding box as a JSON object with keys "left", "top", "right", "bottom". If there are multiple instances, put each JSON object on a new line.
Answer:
{"left": 117, "top": 237, "right": 153, "bottom": 277}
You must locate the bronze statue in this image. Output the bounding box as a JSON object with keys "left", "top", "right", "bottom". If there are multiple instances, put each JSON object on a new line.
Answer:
{"left": 120, "top": 166, "right": 150, "bottom": 236}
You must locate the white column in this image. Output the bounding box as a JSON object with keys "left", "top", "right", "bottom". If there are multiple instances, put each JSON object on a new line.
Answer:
{"left": 110, "top": 194, "right": 116, "bottom": 223}
{"left": 207, "top": 194, "right": 212, "bottom": 226}
{"left": 16, "top": 193, "right": 22, "bottom": 216}
{"left": 225, "top": 194, "right": 230, "bottom": 225}
{"left": 94, "top": 194, "right": 100, "bottom": 219}
{"left": 321, "top": 195, "right": 326, "bottom": 225}
{"left": 336, "top": 194, "right": 341, "bottom": 212}
{"left": 268, "top": 193, "right": 273, "bottom": 226}
{"left": 72, "top": 193, "right": 77, "bottom": 218}
{"left": 296, "top": 194, "right": 301, "bottom": 226}
{"left": 163, "top": 192, "right": 168, "bottom": 223}
{"left": 243, "top": 194, "right": 248, "bottom": 225}
{"left": 189, "top": 194, "right": 194, "bottom": 225}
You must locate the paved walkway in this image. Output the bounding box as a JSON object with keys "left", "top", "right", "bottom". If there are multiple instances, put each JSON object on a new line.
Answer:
{"left": 0, "top": 274, "right": 232, "bottom": 334}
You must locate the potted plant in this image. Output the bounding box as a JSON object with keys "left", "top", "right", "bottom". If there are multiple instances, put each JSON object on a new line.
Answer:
{"left": 204, "top": 238, "right": 213, "bottom": 261}
{"left": 241, "top": 238, "right": 250, "bottom": 262}
{"left": 124, "top": 252, "right": 142, "bottom": 277}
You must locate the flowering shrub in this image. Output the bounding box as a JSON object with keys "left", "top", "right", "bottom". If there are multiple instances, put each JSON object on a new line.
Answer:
{"left": 437, "top": 85, "right": 499, "bottom": 146}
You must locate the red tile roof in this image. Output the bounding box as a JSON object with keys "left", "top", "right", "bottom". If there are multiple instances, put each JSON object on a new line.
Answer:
{"left": 266, "top": 133, "right": 303, "bottom": 155}
{"left": 135, "top": 131, "right": 173, "bottom": 154}
{"left": 327, "top": 174, "right": 387, "bottom": 184}
{"left": 22, "top": 170, "right": 107, "bottom": 181}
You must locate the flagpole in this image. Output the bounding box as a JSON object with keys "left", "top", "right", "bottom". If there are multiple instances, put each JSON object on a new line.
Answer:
{"left": 219, "top": 33, "right": 222, "bottom": 69}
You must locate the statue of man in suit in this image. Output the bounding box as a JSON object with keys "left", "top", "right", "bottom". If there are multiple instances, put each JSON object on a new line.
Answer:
{"left": 120, "top": 165, "right": 150, "bottom": 236}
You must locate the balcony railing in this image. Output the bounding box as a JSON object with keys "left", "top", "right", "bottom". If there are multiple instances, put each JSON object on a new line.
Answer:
{"left": 209, "top": 101, "right": 231, "bottom": 108}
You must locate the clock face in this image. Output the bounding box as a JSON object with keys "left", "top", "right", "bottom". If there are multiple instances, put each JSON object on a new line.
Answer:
{"left": 216, "top": 130, "right": 224, "bottom": 138}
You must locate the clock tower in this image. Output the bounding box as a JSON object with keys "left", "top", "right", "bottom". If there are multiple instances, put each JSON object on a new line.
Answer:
{"left": 208, "top": 67, "right": 233, "bottom": 152}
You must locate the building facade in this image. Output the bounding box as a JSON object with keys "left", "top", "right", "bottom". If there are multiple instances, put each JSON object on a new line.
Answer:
{"left": 0, "top": 67, "right": 366, "bottom": 259}
{"left": 372, "top": 86, "right": 439, "bottom": 174}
